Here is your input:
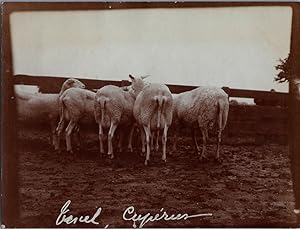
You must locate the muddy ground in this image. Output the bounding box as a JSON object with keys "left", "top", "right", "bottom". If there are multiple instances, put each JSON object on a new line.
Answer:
{"left": 16, "top": 127, "right": 297, "bottom": 228}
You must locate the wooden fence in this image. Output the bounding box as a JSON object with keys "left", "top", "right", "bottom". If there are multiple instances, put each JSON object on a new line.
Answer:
{"left": 14, "top": 74, "right": 289, "bottom": 144}
{"left": 15, "top": 74, "right": 289, "bottom": 103}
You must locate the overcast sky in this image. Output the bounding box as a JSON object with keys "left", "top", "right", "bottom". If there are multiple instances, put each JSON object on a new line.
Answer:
{"left": 10, "top": 6, "right": 292, "bottom": 93}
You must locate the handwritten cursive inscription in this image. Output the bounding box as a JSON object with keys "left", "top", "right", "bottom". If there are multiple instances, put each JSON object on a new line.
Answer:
{"left": 123, "top": 206, "right": 212, "bottom": 228}
{"left": 56, "top": 200, "right": 108, "bottom": 227}
{"left": 56, "top": 200, "right": 212, "bottom": 228}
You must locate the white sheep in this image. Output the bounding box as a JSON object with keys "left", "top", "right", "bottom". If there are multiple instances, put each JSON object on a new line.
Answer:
{"left": 94, "top": 85, "right": 136, "bottom": 159}
{"left": 15, "top": 88, "right": 40, "bottom": 100}
{"left": 129, "top": 74, "right": 173, "bottom": 166}
{"left": 56, "top": 88, "right": 96, "bottom": 154}
{"left": 16, "top": 79, "right": 85, "bottom": 148}
{"left": 171, "top": 86, "right": 229, "bottom": 161}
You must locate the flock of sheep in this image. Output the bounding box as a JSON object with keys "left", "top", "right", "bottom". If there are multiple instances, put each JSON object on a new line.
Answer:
{"left": 16, "top": 75, "right": 229, "bottom": 165}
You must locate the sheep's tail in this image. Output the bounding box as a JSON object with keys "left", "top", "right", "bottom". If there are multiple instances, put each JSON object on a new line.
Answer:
{"left": 154, "top": 95, "right": 167, "bottom": 129}
{"left": 217, "top": 98, "right": 229, "bottom": 131}
{"left": 96, "top": 96, "right": 109, "bottom": 132}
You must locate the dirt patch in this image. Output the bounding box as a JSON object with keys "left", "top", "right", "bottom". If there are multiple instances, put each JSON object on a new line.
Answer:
{"left": 17, "top": 129, "right": 297, "bottom": 227}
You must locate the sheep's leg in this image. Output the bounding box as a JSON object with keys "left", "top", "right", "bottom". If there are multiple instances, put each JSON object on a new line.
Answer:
{"left": 155, "top": 129, "right": 160, "bottom": 152}
{"left": 118, "top": 131, "right": 123, "bottom": 153}
{"left": 108, "top": 122, "right": 118, "bottom": 159}
{"left": 199, "top": 128, "right": 208, "bottom": 160}
{"left": 143, "top": 125, "right": 151, "bottom": 166}
{"left": 193, "top": 128, "right": 201, "bottom": 153}
{"left": 56, "top": 118, "right": 65, "bottom": 151}
{"left": 150, "top": 133, "right": 154, "bottom": 151}
{"left": 65, "top": 121, "right": 77, "bottom": 154}
{"left": 50, "top": 119, "right": 58, "bottom": 149}
{"left": 74, "top": 124, "right": 81, "bottom": 151}
{"left": 150, "top": 130, "right": 159, "bottom": 151}
{"left": 140, "top": 127, "right": 146, "bottom": 156}
{"left": 170, "top": 129, "right": 177, "bottom": 155}
{"left": 127, "top": 124, "right": 135, "bottom": 153}
{"left": 98, "top": 123, "right": 105, "bottom": 155}
{"left": 162, "top": 124, "right": 169, "bottom": 163}
{"left": 215, "top": 129, "right": 222, "bottom": 161}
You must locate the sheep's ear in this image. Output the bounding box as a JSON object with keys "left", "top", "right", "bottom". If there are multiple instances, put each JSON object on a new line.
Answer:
{"left": 129, "top": 74, "right": 134, "bottom": 80}
{"left": 67, "top": 78, "right": 75, "bottom": 84}
{"left": 141, "top": 75, "right": 149, "bottom": 80}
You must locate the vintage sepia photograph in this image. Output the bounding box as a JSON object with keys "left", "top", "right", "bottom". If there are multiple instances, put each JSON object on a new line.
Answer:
{"left": 2, "top": 2, "right": 300, "bottom": 228}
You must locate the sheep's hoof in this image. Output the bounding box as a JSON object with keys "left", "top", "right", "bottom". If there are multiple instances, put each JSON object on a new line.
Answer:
{"left": 55, "top": 149, "right": 62, "bottom": 154}
{"left": 128, "top": 147, "right": 133, "bottom": 153}
{"left": 67, "top": 150, "right": 75, "bottom": 154}
{"left": 199, "top": 155, "right": 207, "bottom": 161}
{"left": 214, "top": 157, "right": 222, "bottom": 163}
{"left": 109, "top": 154, "right": 114, "bottom": 160}
{"left": 67, "top": 151, "right": 76, "bottom": 160}
{"left": 162, "top": 159, "right": 167, "bottom": 163}
{"left": 144, "top": 160, "right": 149, "bottom": 166}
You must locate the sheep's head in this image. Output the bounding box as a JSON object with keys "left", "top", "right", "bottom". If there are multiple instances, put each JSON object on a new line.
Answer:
{"left": 128, "top": 74, "right": 148, "bottom": 97}
{"left": 59, "top": 78, "right": 85, "bottom": 94}
{"left": 67, "top": 78, "right": 85, "bottom": 89}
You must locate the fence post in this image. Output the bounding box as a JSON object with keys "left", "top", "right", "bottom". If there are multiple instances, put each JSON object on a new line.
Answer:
{"left": 2, "top": 3, "right": 20, "bottom": 227}
{"left": 289, "top": 3, "right": 300, "bottom": 225}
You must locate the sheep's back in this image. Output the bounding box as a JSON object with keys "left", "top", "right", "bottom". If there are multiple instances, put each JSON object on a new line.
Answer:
{"left": 95, "top": 86, "right": 135, "bottom": 127}
{"left": 62, "top": 88, "right": 95, "bottom": 122}
{"left": 17, "top": 93, "right": 59, "bottom": 122}
{"left": 133, "top": 84, "right": 173, "bottom": 128}
{"left": 176, "top": 87, "right": 228, "bottom": 129}
{"left": 120, "top": 91, "right": 135, "bottom": 125}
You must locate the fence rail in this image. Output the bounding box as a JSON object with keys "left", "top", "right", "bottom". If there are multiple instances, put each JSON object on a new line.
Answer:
{"left": 14, "top": 74, "right": 288, "bottom": 103}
